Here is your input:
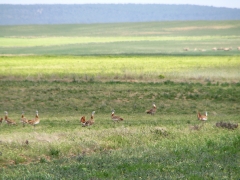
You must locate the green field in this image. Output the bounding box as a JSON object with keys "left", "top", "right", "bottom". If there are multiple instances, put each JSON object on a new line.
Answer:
{"left": 0, "top": 21, "right": 240, "bottom": 55}
{"left": 1, "top": 56, "right": 240, "bottom": 82}
{"left": 0, "top": 21, "right": 240, "bottom": 179}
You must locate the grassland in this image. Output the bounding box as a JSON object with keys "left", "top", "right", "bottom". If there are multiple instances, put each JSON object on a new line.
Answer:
{"left": 0, "top": 21, "right": 240, "bottom": 55}
{"left": 0, "top": 80, "right": 239, "bottom": 179}
{"left": 0, "top": 55, "right": 240, "bottom": 82}
{"left": 0, "top": 21, "right": 240, "bottom": 179}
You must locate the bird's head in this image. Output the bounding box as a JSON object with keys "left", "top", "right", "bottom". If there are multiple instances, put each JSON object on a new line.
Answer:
{"left": 111, "top": 110, "right": 115, "bottom": 115}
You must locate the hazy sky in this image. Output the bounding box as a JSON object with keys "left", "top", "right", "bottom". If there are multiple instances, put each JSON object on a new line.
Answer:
{"left": 1, "top": 0, "right": 240, "bottom": 9}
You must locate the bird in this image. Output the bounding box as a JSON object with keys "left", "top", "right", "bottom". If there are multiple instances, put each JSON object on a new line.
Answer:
{"left": 4, "top": 111, "right": 17, "bottom": 125}
{"left": 85, "top": 111, "right": 95, "bottom": 126}
{"left": 197, "top": 111, "right": 208, "bottom": 121}
{"left": 28, "top": 110, "right": 40, "bottom": 128}
{"left": 0, "top": 117, "right": 3, "bottom": 124}
{"left": 80, "top": 116, "right": 86, "bottom": 126}
{"left": 25, "top": 140, "right": 29, "bottom": 145}
{"left": 81, "top": 111, "right": 95, "bottom": 127}
{"left": 20, "top": 111, "right": 28, "bottom": 127}
{"left": 111, "top": 110, "right": 123, "bottom": 122}
{"left": 146, "top": 103, "right": 157, "bottom": 115}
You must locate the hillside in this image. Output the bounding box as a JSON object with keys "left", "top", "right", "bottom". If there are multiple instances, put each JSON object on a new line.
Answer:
{"left": 1, "top": 4, "right": 240, "bottom": 25}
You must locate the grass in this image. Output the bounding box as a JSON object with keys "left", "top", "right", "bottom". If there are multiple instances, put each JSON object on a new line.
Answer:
{"left": 0, "top": 80, "right": 239, "bottom": 179}
{"left": 0, "top": 36, "right": 239, "bottom": 47}
{"left": 0, "top": 20, "right": 240, "bottom": 179}
{"left": 0, "top": 55, "right": 240, "bottom": 82}
{"left": 1, "top": 21, "right": 240, "bottom": 37}
{"left": 0, "top": 21, "right": 240, "bottom": 55}
{"left": 0, "top": 118, "right": 239, "bottom": 179}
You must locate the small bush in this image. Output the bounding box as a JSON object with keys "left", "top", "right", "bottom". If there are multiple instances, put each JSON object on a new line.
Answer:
{"left": 151, "top": 127, "right": 168, "bottom": 137}
{"left": 164, "top": 80, "right": 174, "bottom": 85}
{"left": 221, "top": 82, "right": 229, "bottom": 87}
{"left": 40, "top": 157, "right": 47, "bottom": 163}
{"left": 49, "top": 148, "right": 60, "bottom": 157}
{"left": 158, "top": 74, "right": 165, "bottom": 79}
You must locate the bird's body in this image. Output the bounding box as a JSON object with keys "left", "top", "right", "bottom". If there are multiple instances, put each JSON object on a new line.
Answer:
{"left": 81, "top": 111, "right": 95, "bottom": 127}
{"left": 197, "top": 111, "right": 208, "bottom": 121}
{"left": 4, "top": 111, "right": 16, "bottom": 125}
{"left": 111, "top": 110, "right": 123, "bottom": 122}
{"left": 20, "top": 111, "right": 28, "bottom": 127}
{"left": 28, "top": 110, "right": 40, "bottom": 128}
{"left": 146, "top": 104, "right": 157, "bottom": 115}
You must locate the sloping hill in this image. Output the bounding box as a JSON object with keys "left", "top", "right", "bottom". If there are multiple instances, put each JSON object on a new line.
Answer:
{"left": 1, "top": 4, "right": 240, "bottom": 25}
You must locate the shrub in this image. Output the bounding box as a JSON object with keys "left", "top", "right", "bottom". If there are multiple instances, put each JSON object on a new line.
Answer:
{"left": 49, "top": 148, "right": 60, "bottom": 157}
{"left": 158, "top": 74, "right": 165, "bottom": 79}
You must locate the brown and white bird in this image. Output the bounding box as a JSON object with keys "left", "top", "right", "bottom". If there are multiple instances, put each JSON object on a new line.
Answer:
{"left": 146, "top": 103, "right": 157, "bottom": 115}
{"left": 80, "top": 116, "right": 86, "bottom": 126}
{"left": 111, "top": 110, "right": 123, "bottom": 122}
{"left": 81, "top": 111, "right": 95, "bottom": 127}
{"left": 4, "top": 111, "right": 17, "bottom": 125}
{"left": 86, "top": 111, "right": 95, "bottom": 126}
{"left": 28, "top": 110, "right": 40, "bottom": 128}
{"left": 197, "top": 111, "right": 208, "bottom": 121}
{"left": 20, "top": 111, "right": 28, "bottom": 127}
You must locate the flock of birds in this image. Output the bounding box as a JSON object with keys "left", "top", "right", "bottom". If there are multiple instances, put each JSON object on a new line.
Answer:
{"left": 0, "top": 104, "right": 157, "bottom": 128}
{"left": 183, "top": 46, "right": 240, "bottom": 52}
{"left": 0, "top": 110, "right": 40, "bottom": 128}
{"left": 80, "top": 103, "right": 157, "bottom": 126}
{"left": 0, "top": 104, "right": 209, "bottom": 128}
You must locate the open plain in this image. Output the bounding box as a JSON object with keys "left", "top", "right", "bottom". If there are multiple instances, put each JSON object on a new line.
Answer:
{"left": 0, "top": 21, "right": 239, "bottom": 179}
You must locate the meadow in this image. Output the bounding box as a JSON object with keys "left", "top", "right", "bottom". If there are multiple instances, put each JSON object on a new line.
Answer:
{"left": 0, "top": 21, "right": 240, "bottom": 179}
{"left": 0, "top": 20, "right": 240, "bottom": 55}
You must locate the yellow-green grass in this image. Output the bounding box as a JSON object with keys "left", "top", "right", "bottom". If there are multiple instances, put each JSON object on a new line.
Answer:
{"left": 1, "top": 55, "right": 240, "bottom": 82}
{"left": 1, "top": 36, "right": 240, "bottom": 56}
{"left": 1, "top": 36, "right": 239, "bottom": 47}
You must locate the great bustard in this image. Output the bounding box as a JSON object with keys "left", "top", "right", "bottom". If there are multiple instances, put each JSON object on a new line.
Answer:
{"left": 81, "top": 111, "right": 95, "bottom": 127}
{"left": 4, "top": 111, "right": 16, "bottom": 125}
{"left": 28, "top": 110, "right": 40, "bottom": 128}
{"left": 197, "top": 111, "right": 208, "bottom": 122}
{"left": 20, "top": 111, "right": 28, "bottom": 127}
{"left": 111, "top": 110, "right": 123, "bottom": 122}
{"left": 146, "top": 103, "right": 157, "bottom": 115}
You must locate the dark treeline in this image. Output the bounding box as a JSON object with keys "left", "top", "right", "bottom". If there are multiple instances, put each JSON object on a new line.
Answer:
{"left": 1, "top": 4, "right": 240, "bottom": 25}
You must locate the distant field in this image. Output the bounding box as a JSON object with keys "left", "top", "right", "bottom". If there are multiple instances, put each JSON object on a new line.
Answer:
{"left": 0, "top": 55, "right": 240, "bottom": 82}
{"left": 1, "top": 36, "right": 239, "bottom": 47}
{"left": 0, "top": 21, "right": 240, "bottom": 55}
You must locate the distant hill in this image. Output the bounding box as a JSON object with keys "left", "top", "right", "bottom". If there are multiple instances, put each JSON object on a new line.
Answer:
{"left": 1, "top": 4, "right": 240, "bottom": 25}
